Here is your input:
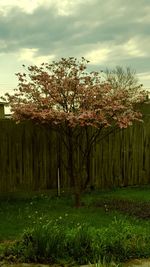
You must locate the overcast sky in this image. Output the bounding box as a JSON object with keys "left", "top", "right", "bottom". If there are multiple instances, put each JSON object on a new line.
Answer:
{"left": 0, "top": 0, "right": 150, "bottom": 97}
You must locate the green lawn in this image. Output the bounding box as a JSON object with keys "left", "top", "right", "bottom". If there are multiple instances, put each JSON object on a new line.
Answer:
{"left": 0, "top": 185, "right": 150, "bottom": 241}
{"left": 83, "top": 185, "right": 150, "bottom": 203}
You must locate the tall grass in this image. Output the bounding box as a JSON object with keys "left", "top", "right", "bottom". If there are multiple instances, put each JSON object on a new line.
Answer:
{"left": 2, "top": 217, "right": 150, "bottom": 265}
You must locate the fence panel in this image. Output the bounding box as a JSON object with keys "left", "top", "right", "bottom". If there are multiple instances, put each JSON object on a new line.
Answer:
{"left": 0, "top": 103, "right": 149, "bottom": 192}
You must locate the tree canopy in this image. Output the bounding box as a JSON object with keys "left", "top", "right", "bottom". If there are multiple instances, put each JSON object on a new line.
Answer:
{"left": 2, "top": 57, "right": 147, "bottom": 207}
{"left": 3, "top": 57, "right": 146, "bottom": 129}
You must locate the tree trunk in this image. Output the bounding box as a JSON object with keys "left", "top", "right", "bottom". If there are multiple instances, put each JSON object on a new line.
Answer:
{"left": 68, "top": 127, "right": 82, "bottom": 208}
{"left": 84, "top": 153, "right": 90, "bottom": 190}
{"left": 74, "top": 190, "right": 81, "bottom": 208}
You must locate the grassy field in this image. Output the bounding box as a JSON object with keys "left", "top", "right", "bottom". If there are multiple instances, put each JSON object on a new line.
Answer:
{"left": 0, "top": 185, "right": 150, "bottom": 242}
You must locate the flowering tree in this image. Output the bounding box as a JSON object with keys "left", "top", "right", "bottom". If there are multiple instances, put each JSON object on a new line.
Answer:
{"left": 2, "top": 57, "right": 146, "bottom": 207}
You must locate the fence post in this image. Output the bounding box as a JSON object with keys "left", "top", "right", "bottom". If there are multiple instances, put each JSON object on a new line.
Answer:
{"left": 0, "top": 102, "right": 5, "bottom": 119}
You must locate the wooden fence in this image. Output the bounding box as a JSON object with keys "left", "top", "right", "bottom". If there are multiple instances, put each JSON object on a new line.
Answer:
{"left": 0, "top": 103, "right": 149, "bottom": 193}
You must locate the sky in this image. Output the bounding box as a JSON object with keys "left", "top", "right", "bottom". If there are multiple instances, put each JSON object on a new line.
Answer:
{"left": 0, "top": 0, "right": 150, "bottom": 99}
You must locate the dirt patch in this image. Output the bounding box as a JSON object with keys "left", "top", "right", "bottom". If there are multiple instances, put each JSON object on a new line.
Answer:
{"left": 94, "top": 199, "right": 150, "bottom": 219}
{"left": 124, "top": 259, "right": 150, "bottom": 266}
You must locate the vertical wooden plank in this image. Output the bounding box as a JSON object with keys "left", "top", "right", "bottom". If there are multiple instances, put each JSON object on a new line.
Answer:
{"left": 0, "top": 103, "right": 149, "bottom": 193}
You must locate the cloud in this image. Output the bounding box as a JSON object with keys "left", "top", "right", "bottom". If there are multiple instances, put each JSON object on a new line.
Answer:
{"left": 0, "top": 6, "right": 76, "bottom": 54}
{"left": 137, "top": 72, "right": 150, "bottom": 87}
{"left": 123, "top": 38, "right": 147, "bottom": 58}
{"left": 0, "top": 0, "right": 149, "bottom": 88}
{"left": 85, "top": 46, "right": 111, "bottom": 64}
{"left": 0, "top": 0, "right": 87, "bottom": 16}
{"left": 18, "top": 48, "right": 55, "bottom": 65}
{"left": 0, "top": 0, "right": 149, "bottom": 55}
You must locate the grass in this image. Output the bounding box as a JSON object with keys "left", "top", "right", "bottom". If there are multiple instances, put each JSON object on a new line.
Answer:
{"left": 0, "top": 194, "right": 124, "bottom": 241}
{"left": 83, "top": 185, "right": 150, "bottom": 203}
{"left": 0, "top": 186, "right": 150, "bottom": 265}
{"left": 1, "top": 212, "right": 150, "bottom": 264}
{"left": 0, "top": 185, "right": 150, "bottom": 242}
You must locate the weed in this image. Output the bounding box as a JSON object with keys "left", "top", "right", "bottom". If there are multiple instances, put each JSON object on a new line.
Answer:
{"left": 2, "top": 217, "right": 150, "bottom": 265}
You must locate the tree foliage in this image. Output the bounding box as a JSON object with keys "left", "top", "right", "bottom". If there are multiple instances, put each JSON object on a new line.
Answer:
{"left": 2, "top": 57, "right": 147, "bottom": 207}
{"left": 4, "top": 58, "right": 145, "bottom": 128}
